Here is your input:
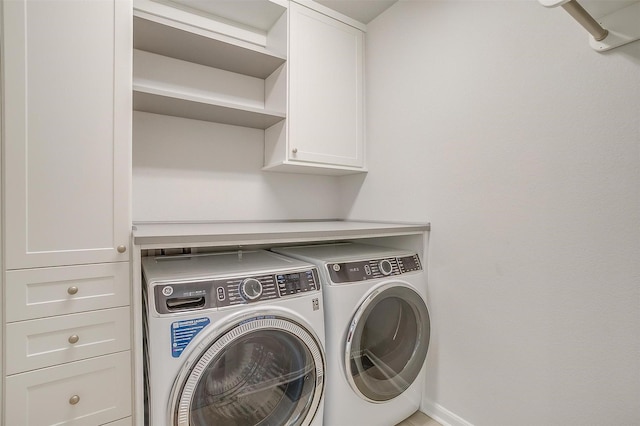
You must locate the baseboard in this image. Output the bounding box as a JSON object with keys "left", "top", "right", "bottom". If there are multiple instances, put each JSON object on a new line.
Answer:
{"left": 421, "top": 399, "right": 474, "bottom": 426}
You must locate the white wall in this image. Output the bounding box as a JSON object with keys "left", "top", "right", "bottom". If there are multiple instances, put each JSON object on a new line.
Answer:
{"left": 133, "top": 111, "right": 342, "bottom": 221}
{"left": 342, "top": 1, "right": 640, "bottom": 425}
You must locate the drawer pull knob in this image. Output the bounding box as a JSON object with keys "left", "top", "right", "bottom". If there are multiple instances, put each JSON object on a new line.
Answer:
{"left": 117, "top": 245, "right": 127, "bottom": 253}
{"left": 69, "top": 395, "right": 80, "bottom": 405}
{"left": 68, "top": 335, "right": 79, "bottom": 344}
{"left": 67, "top": 286, "right": 79, "bottom": 295}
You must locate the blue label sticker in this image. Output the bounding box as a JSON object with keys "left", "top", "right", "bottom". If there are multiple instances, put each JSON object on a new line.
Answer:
{"left": 171, "top": 317, "right": 210, "bottom": 358}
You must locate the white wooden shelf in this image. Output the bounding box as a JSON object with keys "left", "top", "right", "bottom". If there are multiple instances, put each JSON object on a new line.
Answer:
{"left": 167, "top": 0, "right": 288, "bottom": 33}
{"left": 262, "top": 160, "right": 368, "bottom": 176}
{"left": 133, "top": 83, "right": 286, "bottom": 129}
{"left": 132, "top": 220, "right": 430, "bottom": 249}
{"left": 133, "top": 14, "right": 286, "bottom": 79}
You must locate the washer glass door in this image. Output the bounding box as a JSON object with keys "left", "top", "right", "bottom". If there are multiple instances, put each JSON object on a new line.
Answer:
{"left": 345, "top": 284, "right": 430, "bottom": 402}
{"left": 173, "top": 317, "right": 324, "bottom": 426}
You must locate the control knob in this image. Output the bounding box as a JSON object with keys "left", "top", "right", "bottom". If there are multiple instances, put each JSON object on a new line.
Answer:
{"left": 378, "top": 259, "right": 394, "bottom": 276}
{"left": 240, "top": 278, "right": 263, "bottom": 301}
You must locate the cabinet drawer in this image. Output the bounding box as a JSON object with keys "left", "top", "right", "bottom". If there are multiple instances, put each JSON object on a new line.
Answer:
{"left": 5, "top": 351, "right": 132, "bottom": 426}
{"left": 5, "top": 262, "right": 130, "bottom": 322}
{"left": 5, "top": 307, "right": 131, "bottom": 374}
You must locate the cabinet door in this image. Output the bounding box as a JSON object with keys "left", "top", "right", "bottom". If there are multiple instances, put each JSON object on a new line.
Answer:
{"left": 2, "top": 0, "right": 132, "bottom": 269}
{"left": 288, "top": 2, "right": 364, "bottom": 168}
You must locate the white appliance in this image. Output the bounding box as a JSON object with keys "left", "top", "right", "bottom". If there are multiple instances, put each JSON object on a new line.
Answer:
{"left": 273, "top": 243, "right": 430, "bottom": 426}
{"left": 142, "top": 250, "right": 326, "bottom": 426}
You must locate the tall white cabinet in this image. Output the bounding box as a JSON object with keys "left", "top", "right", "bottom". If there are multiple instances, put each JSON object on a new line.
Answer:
{"left": 3, "top": 0, "right": 131, "bottom": 269}
{"left": 1, "top": 0, "right": 133, "bottom": 424}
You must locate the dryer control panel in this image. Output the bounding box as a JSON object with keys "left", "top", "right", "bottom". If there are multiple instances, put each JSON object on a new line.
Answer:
{"left": 327, "top": 254, "right": 422, "bottom": 284}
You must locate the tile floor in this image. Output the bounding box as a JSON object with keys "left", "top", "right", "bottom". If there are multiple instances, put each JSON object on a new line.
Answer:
{"left": 395, "top": 410, "right": 443, "bottom": 426}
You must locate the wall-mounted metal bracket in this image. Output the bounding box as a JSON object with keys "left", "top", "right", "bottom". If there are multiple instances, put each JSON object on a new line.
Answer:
{"left": 588, "top": 2, "right": 640, "bottom": 52}
{"left": 539, "top": 0, "right": 640, "bottom": 52}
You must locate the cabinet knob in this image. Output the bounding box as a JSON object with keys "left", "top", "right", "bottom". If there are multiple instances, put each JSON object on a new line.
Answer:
{"left": 68, "top": 335, "right": 80, "bottom": 344}
{"left": 67, "top": 286, "right": 79, "bottom": 295}
{"left": 117, "top": 245, "right": 127, "bottom": 253}
{"left": 292, "top": 148, "right": 298, "bottom": 154}
{"left": 69, "top": 395, "right": 80, "bottom": 405}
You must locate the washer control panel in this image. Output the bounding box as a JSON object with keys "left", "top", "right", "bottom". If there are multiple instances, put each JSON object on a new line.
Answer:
{"left": 215, "top": 268, "right": 319, "bottom": 308}
{"left": 327, "top": 254, "right": 422, "bottom": 284}
{"left": 153, "top": 268, "right": 319, "bottom": 312}
{"left": 214, "top": 274, "right": 279, "bottom": 307}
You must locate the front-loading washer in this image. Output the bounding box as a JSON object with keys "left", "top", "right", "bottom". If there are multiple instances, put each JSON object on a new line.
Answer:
{"left": 142, "top": 250, "right": 326, "bottom": 426}
{"left": 273, "top": 243, "right": 430, "bottom": 426}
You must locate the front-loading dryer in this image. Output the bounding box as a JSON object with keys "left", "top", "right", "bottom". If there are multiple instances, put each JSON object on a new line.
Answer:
{"left": 142, "top": 250, "right": 325, "bottom": 426}
{"left": 272, "top": 243, "right": 430, "bottom": 426}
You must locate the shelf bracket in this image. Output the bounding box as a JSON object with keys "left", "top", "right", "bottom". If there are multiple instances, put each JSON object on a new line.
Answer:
{"left": 538, "top": 0, "right": 640, "bottom": 52}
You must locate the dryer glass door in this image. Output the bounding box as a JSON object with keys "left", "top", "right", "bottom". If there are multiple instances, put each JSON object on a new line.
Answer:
{"left": 172, "top": 316, "right": 324, "bottom": 426}
{"left": 345, "top": 284, "right": 430, "bottom": 402}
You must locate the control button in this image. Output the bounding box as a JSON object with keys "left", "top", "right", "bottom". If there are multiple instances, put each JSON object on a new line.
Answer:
{"left": 364, "top": 264, "right": 371, "bottom": 275}
{"left": 240, "top": 278, "right": 263, "bottom": 301}
{"left": 378, "top": 259, "right": 393, "bottom": 276}
{"left": 332, "top": 264, "right": 341, "bottom": 271}
{"left": 216, "top": 287, "right": 226, "bottom": 301}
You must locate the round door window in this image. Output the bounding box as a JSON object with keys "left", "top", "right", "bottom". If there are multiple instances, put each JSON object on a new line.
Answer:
{"left": 172, "top": 317, "right": 325, "bottom": 426}
{"left": 345, "top": 284, "right": 430, "bottom": 402}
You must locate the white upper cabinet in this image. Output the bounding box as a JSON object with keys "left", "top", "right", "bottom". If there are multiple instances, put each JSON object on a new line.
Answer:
{"left": 264, "top": 1, "right": 366, "bottom": 174}
{"left": 132, "top": 0, "right": 366, "bottom": 176}
{"left": 2, "top": 0, "right": 132, "bottom": 269}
